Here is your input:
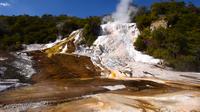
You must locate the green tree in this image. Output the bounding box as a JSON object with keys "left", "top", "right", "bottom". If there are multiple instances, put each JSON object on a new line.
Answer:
{"left": 134, "top": 1, "right": 200, "bottom": 71}
{"left": 82, "top": 17, "right": 101, "bottom": 46}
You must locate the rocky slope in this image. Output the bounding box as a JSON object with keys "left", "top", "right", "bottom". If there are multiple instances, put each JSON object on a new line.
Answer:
{"left": 40, "top": 21, "right": 200, "bottom": 85}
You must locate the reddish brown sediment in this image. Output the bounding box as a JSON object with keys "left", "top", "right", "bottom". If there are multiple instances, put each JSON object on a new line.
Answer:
{"left": 31, "top": 51, "right": 102, "bottom": 82}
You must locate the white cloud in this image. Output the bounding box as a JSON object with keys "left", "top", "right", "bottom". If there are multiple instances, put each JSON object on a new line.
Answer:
{"left": 0, "top": 2, "right": 11, "bottom": 7}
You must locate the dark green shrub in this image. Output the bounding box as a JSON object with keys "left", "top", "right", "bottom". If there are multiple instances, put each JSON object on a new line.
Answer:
{"left": 134, "top": 1, "right": 200, "bottom": 72}
{"left": 0, "top": 15, "right": 101, "bottom": 51}
{"left": 81, "top": 17, "right": 101, "bottom": 46}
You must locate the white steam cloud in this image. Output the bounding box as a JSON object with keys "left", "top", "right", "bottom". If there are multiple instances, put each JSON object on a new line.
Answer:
{"left": 0, "top": 2, "right": 11, "bottom": 7}
{"left": 112, "top": 0, "right": 137, "bottom": 23}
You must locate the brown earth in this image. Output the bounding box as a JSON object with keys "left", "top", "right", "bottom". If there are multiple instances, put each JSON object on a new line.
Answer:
{"left": 31, "top": 51, "right": 102, "bottom": 82}
{"left": 0, "top": 51, "right": 199, "bottom": 112}
{"left": 0, "top": 51, "right": 168, "bottom": 104}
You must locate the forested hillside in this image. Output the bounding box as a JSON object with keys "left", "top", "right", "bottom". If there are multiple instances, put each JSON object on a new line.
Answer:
{"left": 0, "top": 1, "right": 200, "bottom": 72}
{"left": 0, "top": 15, "right": 101, "bottom": 51}
{"left": 134, "top": 2, "right": 200, "bottom": 71}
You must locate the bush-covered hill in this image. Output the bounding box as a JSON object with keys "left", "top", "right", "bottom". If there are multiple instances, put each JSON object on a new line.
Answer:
{"left": 0, "top": 15, "right": 101, "bottom": 51}
{"left": 134, "top": 2, "right": 200, "bottom": 72}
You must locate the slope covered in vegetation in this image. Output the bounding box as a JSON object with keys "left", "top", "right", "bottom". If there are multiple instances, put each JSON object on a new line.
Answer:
{"left": 134, "top": 2, "right": 200, "bottom": 72}
{"left": 0, "top": 15, "right": 101, "bottom": 51}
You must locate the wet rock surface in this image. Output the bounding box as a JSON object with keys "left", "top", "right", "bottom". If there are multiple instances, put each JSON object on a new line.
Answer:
{"left": 31, "top": 51, "right": 102, "bottom": 82}
{"left": 0, "top": 51, "right": 199, "bottom": 112}
{"left": 0, "top": 51, "right": 33, "bottom": 92}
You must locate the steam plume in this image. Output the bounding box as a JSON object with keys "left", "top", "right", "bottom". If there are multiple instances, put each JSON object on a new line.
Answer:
{"left": 112, "top": 0, "right": 137, "bottom": 23}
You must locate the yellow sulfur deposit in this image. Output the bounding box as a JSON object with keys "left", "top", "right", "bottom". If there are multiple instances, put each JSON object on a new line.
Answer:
{"left": 44, "top": 31, "right": 80, "bottom": 58}
{"left": 110, "top": 71, "right": 116, "bottom": 78}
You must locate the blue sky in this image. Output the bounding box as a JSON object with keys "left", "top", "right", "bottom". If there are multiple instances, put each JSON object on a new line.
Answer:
{"left": 0, "top": 0, "right": 199, "bottom": 17}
